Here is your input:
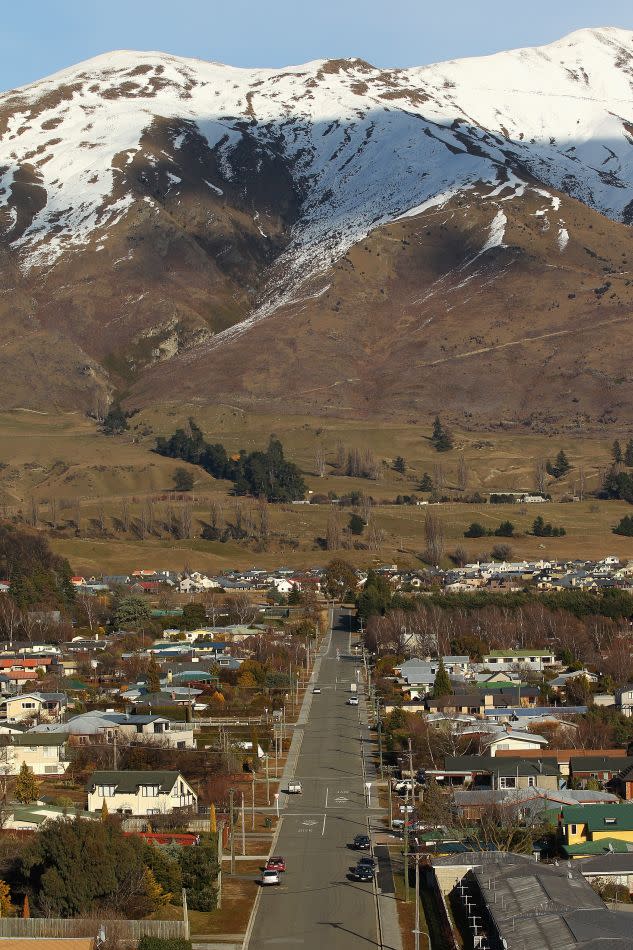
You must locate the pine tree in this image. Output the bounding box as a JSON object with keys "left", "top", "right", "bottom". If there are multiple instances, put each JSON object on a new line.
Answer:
{"left": 146, "top": 656, "right": 161, "bottom": 694}
{"left": 393, "top": 456, "right": 406, "bottom": 473}
{"left": 431, "top": 416, "right": 453, "bottom": 452}
{"left": 419, "top": 472, "right": 433, "bottom": 492}
{"left": 625, "top": 439, "right": 633, "bottom": 467}
{"left": 15, "top": 762, "right": 39, "bottom": 805}
{"left": 431, "top": 657, "right": 452, "bottom": 698}
{"left": 612, "top": 440, "right": 623, "bottom": 463}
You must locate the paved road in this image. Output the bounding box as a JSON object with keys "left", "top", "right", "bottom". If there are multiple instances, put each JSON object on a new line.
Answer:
{"left": 245, "top": 607, "right": 383, "bottom": 949}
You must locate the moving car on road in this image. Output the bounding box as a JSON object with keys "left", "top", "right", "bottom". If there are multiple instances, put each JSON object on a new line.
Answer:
{"left": 353, "top": 834, "right": 371, "bottom": 850}
{"left": 287, "top": 781, "right": 302, "bottom": 794}
{"left": 312, "top": 687, "right": 321, "bottom": 694}
{"left": 347, "top": 697, "right": 359, "bottom": 706}
{"left": 261, "top": 869, "right": 281, "bottom": 885}
{"left": 351, "top": 863, "right": 374, "bottom": 882}
{"left": 266, "top": 857, "right": 286, "bottom": 872}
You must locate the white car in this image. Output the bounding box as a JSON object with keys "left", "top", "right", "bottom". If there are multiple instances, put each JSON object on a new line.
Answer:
{"left": 347, "top": 697, "right": 359, "bottom": 706}
{"left": 313, "top": 687, "right": 321, "bottom": 694}
{"left": 261, "top": 869, "right": 280, "bottom": 886}
{"left": 287, "top": 781, "right": 302, "bottom": 794}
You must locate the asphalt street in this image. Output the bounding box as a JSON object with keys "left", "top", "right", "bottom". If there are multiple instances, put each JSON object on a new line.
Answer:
{"left": 245, "top": 607, "right": 383, "bottom": 949}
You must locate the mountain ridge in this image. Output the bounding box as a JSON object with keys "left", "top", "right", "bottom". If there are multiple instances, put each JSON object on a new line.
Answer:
{"left": 1, "top": 29, "right": 633, "bottom": 425}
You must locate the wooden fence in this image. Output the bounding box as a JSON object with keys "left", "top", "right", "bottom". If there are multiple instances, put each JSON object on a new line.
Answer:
{"left": 0, "top": 917, "right": 188, "bottom": 940}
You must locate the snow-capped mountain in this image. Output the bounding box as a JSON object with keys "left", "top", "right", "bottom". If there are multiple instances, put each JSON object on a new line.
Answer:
{"left": 1, "top": 27, "right": 633, "bottom": 421}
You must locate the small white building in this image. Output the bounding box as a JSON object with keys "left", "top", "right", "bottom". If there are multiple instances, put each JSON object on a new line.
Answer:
{"left": 87, "top": 770, "right": 197, "bottom": 816}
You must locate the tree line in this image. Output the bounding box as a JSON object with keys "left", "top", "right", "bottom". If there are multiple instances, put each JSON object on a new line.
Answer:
{"left": 155, "top": 421, "right": 306, "bottom": 502}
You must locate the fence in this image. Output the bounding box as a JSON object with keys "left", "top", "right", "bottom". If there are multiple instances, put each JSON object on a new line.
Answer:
{"left": 0, "top": 918, "right": 188, "bottom": 940}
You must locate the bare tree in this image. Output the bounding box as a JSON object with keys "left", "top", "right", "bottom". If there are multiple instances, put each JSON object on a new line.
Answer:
{"left": 326, "top": 512, "right": 343, "bottom": 550}
{"left": 361, "top": 495, "right": 373, "bottom": 526}
{"left": 534, "top": 458, "right": 547, "bottom": 495}
{"left": 97, "top": 504, "right": 107, "bottom": 534}
{"left": 209, "top": 501, "right": 224, "bottom": 537}
{"left": 227, "top": 593, "right": 257, "bottom": 626}
{"left": 315, "top": 444, "right": 327, "bottom": 478}
{"left": 49, "top": 496, "right": 58, "bottom": 527}
{"left": 457, "top": 454, "right": 468, "bottom": 492}
{"left": 145, "top": 498, "right": 155, "bottom": 535}
{"left": 423, "top": 510, "right": 445, "bottom": 565}
{"left": 334, "top": 442, "right": 346, "bottom": 473}
{"left": 202, "top": 589, "right": 226, "bottom": 626}
{"left": 433, "top": 462, "right": 445, "bottom": 492}
{"left": 258, "top": 498, "right": 270, "bottom": 542}
{"left": 28, "top": 497, "right": 39, "bottom": 527}
{"left": 0, "top": 597, "right": 22, "bottom": 646}
{"left": 77, "top": 593, "right": 100, "bottom": 634}
{"left": 367, "top": 520, "right": 385, "bottom": 551}
{"left": 120, "top": 497, "right": 130, "bottom": 533}
{"left": 74, "top": 499, "right": 82, "bottom": 535}
{"left": 578, "top": 465, "right": 586, "bottom": 502}
{"left": 179, "top": 501, "right": 192, "bottom": 539}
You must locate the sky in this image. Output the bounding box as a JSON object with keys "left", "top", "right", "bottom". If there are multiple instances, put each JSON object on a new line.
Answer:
{"left": 2, "top": 0, "right": 633, "bottom": 91}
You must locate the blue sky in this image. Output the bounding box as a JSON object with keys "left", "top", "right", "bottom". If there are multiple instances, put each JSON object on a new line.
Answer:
{"left": 3, "top": 0, "right": 633, "bottom": 91}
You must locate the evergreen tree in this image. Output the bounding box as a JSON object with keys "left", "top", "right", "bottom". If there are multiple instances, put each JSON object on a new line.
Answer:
{"left": 101, "top": 404, "right": 129, "bottom": 436}
{"left": 393, "top": 456, "right": 406, "bottom": 473}
{"left": 173, "top": 468, "right": 194, "bottom": 491}
{"left": 209, "top": 802, "right": 217, "bottom": 835}
{"left": 546, "top": 450, "right": 572, "bottom": 479}
{"left": 431, "top": 657, "right": 452, "bottom": 698}
{"left": 613, "top": 515, "right": 633, "bottom": 537}
{"left": 146, "top": 656, "right": 161, "bottom": 694}
{"left": 419, "top": 472, "right": 433, "bottom": 492}
{"left": 114, "top": 596, "right": 151, "bottom": 630}
{"left": 431, "top": 416, "right": 453, "bottom": 452}
{"left": 613, "top": 440, "right": 623, "bottom": 463}
{"left": 22, "top": 895, "right": 29, "bottom": 919}
{"left": 625, "top": 439, "right": 633, "bottom": 467}
{"left": 100, "top": 800, "right": 109, "bottom": 822}
{"left": 348, "top": 513, "right": 366, "bottom": 535}
{"left": 15, "top": 762, "right": 39, "bottom": 805}
{"left": 464, "top": 522, "right": 486, "bottom": 538}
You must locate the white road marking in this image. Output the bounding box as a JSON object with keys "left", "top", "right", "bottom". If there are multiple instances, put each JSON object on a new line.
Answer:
{"left": 325, "top": 786, "right": 329, "bottom": 808}
{"left": 322, "top": 813, "right": 327, "bottom": 836}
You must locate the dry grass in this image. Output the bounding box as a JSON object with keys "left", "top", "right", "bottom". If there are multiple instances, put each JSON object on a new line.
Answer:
{"left": 0, "top": 409, "right": 630, "bottom": 571}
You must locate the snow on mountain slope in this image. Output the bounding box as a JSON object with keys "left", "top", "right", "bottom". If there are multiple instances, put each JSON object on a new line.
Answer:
{"left": 1, "top": 27, "right": 633, "bottom": 320}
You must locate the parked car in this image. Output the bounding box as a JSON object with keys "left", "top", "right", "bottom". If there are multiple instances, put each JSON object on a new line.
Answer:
{"left": 287, "top": 781, "right": 302, "bottom": 794}
{"left": 347, "top": 697, "right": 359, "bottom": 706}
{"left": 266, "top": 856, "right": 286, "bottom": 872}
{"left": 358, "top": 856, "right": 377, "bottom": 873}
{"left": 351, "top": 864, "right": 374, "bottom": 882}
{"left": 261, "top": 869, "right": 280, "bottom": 885}
{"left": 313, "top": 687, "right": 321, "bottom": 694}
{"left": 353, "top": 834, "right": 371, "bottom": 850}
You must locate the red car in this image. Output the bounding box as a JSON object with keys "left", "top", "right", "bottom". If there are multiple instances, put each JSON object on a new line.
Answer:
{"left": 266, "top": 856, "right": 286, "bottom": 872}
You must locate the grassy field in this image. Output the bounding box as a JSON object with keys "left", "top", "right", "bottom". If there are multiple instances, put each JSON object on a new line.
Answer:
{"left": 1, "top": 408, "right": 630, "bottom": 573}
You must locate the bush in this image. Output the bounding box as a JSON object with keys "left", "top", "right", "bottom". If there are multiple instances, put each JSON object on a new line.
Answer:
{"left": 614, "top": 515, "right": 633, "bottom": 537}
{"left": 494, "top": 521, "right": 514, "bottom": 537}
{"left": 464, "top": 522, "right": 486, "bottom": 538}
{"left": 491, "top": 544, "right": 513, "bottom": 561}
{"left": 138, "top": 940, "right": 192, "bottom": 950}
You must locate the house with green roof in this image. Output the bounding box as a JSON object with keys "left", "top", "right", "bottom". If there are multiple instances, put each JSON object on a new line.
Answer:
{"left": 87, "top": 769, "right": 197, "bottom": 816}
{"left": 559, "top": 803, "right": 633, "bottom": 850}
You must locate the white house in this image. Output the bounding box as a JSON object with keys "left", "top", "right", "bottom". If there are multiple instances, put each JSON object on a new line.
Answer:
{"left": 1, "top": 733, "right": 69, "bottom": 776}
{"left": 480, "top": 726, "right": 549, "bottom": 757}
{"left": 87, "top": 770, "right": 197, "bottom": 816}
{"left": 0, "top": 692, "right": 67, "bottom": 723}
{"left": 31, "top": 711, "right": 195, "bottom": 749}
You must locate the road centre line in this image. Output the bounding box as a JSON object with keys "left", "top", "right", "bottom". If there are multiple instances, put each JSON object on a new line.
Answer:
{"left": 325, "top": 786, "right": 329, "bottom": 808}
{"left": 322, "top": 814, "right": 327, "bottom": 836}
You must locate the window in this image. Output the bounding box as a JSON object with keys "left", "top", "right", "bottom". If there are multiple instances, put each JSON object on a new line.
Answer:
{"left": 496, "top": 743, "right": 510, "bottom": 750}
{"left": 499, "top": 776, "right": 516, "bottom": 789}
{"left": 140, "top": 785, "right": 160, "bottom": 797}
{"left": 569, "top": 824, "right": 577, "bottom": 835}
{"left": 604, "top": 817, "right": 617, "bottom": 825}
{"left": 96, "top": 785, "right": 116, "bottom": 797}
{"left": 44, "top": 765, "right": 58, "bottom": 774}
{"left": 21, "top": 702, "right": 36, "bottom": 710}
{"left": 527, "top": 776, "right": 537, "bottom": 787}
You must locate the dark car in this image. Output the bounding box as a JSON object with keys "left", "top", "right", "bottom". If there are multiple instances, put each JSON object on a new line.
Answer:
{"left": 353, "top": 834, "right": 371, "bottom": 850}
{"left": 358, "top": 856, "right": 377, "bottom": 873}
{"left": 351, "top": 863, "right": 374, "bottom": 882}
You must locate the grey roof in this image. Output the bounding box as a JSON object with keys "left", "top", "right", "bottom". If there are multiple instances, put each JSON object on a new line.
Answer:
{"left": 11, "top": 732, "right": 67, "bottom": 746}
{"left": 580, "top": 852, "right": 633, "bottom": 874}
{"left": 87, "top": 770, "right": 185, "bottom": 793}
{"left": 443, "top": 755, "right": 559, "bottom": 777}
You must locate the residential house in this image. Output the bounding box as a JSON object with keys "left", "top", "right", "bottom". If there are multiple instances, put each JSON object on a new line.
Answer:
{"left": 495, "top": 747, "right": 628, "bottom": 779}
{"left": 578, "top": 852, "right": 633, "bottom": 893}
{"left": 424, "top": 755, "right": 560, "bottom": 791}
{"left": 0, "top": 692, "right": 67, "bottom": 723}
{"left": 87, "top": 770, "right": 197, "bottom": 815}
{"left": 32, "top": 711, "right": 195, "bottom": 749}
{"left": 481, "top": 649, "right": 557, "bottom": 672}
{"left": 478, "top": 724, "right": 549, "bottom": 757}
{"left": 560, "top": 804, "right": 633, "bottom": 849}
{"left": 569, "top": 755, "right": 633, "bottom": 789}
{"left": 616, "top": 687, "right": 633, "bottom": 717}
{"left": 1, "top": 733, "right": 69, "bottom": 776}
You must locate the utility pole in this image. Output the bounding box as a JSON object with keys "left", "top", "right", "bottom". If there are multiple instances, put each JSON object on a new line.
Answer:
{"left": 241, "top": 791, "right": 246, "bottom": 856}
{"left": 112, "top": 734, "right": 118, "bottom": 771}
{"left": 414, "top": 855, "right": 421, "bottom": 950}
{"left": 265, "top": 755, "right": 270, "bottom": 805}
{"left": 251, "top": 774, "right": 256, "bottom": 831}
{"left": 229, "top": 789, "right": 235, "bottom": 875}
